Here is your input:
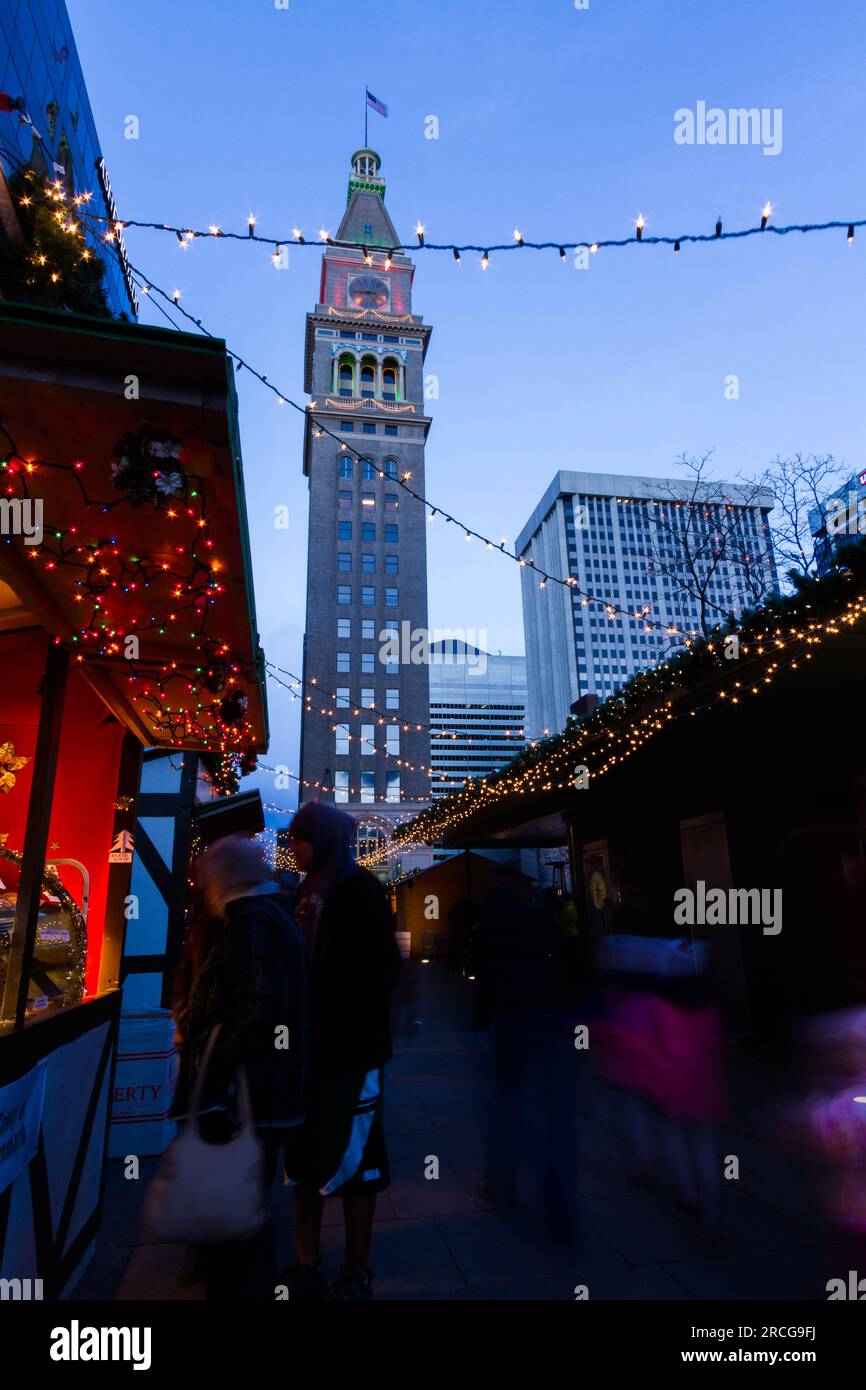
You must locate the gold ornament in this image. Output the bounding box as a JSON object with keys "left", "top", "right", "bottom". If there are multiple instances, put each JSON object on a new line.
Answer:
{"left": 0, "top": 742, "right": 30, "bottom": 795}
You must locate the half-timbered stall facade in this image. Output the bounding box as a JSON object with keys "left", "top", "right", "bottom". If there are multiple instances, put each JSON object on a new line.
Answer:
{"left": 0, "top": 301, "right": 267, "bottom": 1296}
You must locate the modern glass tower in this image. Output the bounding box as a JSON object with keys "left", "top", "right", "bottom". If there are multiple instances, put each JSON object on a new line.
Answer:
{"left": 0, "top": 0, "right": 137, "bottom": 318}
{"left": 298, "top": 149, "right": 433, "bottom": 868}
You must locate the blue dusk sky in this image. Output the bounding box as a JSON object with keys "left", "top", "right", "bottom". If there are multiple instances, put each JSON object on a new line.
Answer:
{"left": 67, "top": 0, "right": 866, "bottom": 813}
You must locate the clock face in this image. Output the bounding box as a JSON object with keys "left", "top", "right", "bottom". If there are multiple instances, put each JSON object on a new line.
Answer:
{"left": 349, "top": 274, "right": 390, "bottom": 310}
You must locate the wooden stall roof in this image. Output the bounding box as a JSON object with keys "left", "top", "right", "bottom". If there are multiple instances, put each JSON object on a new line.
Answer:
{"left": 0, "top": 302, "right": 268, "bottom": 753}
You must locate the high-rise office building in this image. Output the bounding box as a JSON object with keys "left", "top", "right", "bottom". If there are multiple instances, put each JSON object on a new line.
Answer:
{"left": 0, "top": 0, "right": 137, "bottom": 319}
{"left": 299, "top": 148, "right": 432, "bottom": 869}
{"left": 517, "top": 470, "right": 776, "bottom": 738}
{"left": 809, "top": 468, "right": 866, "bottom": 574}
{"left": 428, "top": 640, "right": 527, "bottom": 801}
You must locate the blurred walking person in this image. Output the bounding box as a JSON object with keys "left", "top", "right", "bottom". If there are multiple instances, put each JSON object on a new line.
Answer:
{"left": 170, "top": 834, "right": 306, "bottom": 1300}
{"left": 473, "top": 883, "right": 580, "bottom": 1245}
{"left": 283, "top": 801, "right": 400, "bottom": 1300}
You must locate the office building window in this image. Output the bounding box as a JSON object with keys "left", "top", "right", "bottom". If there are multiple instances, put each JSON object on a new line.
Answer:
{"left": 338, "top": 520, "right": 352, "bottom": 540}
{"left": 386, "top": 726, "right": 400, "bottom": 755}
{"left": 360, "top": 771, "right": 375, "bottom": 804}
{"left": 335, "top": 724, "right": 350, "bottom": 756}
{"left": 337, "top": 617, "right": 350, "bottom": 638}
{"left": 362, "top": 521, "right": 375, "bottom": 541}
{"left": 336, "top": 687, "right": 350, "bottom": 708}
{"left": 362, "top": 586, "right": 375, "bottom": 606}
{"left": 334, "top": 770, "right": 349, "bottom": 804}
{"left": 362, "top": 492, "right": 375, "bottom": 508}
{"left": 360, "top": 724, "right": 375, "bottom": 755}
{"left": 338, "top": 491, "right": 352, "bottom": 509}
{"left": 338, "top": 552, "right": 351, "bottom": 572}
{"left": 384, "top": 459, "right": 398, "bottom": 480}
{"left": 384, "top": 658, "right": 399, "bottom": 675}
{"left": 385, "top": 587, "right": 398, "bottom": 608}
{"left": 385, "top": 689, "right": 399, "bottom": 710}
{"left": 337, "top": 584, "right": 351, "bottom": 605}
{"left": 384, "top": 523, "right": 398, "bottom": 543}
{"left": 362, "top": 459, "right": 377, "bottom": 480}
{"left": 362, "top": 619, "right": 375, "bottom": 639}
{"left": 339, "top": 457, "right": 353, "bottom": 479}
{"left": 384, "top": 555, "right": 398, "bottom": 575}
{"left": 385, "top": 494, "right": 398, "bottom": 512}
{"left": 336, "top": 651, "right": 350, "bottom": 672}
{"left": 385, "top": 424, "right": 398, "bottom": 437}
{"left": 386, "top": 772, "right": 400, "bottom": 804}
{"left": 361, "top": 688, "right": 375, "bottom": 708}
{"left": 361, "top": 652, "right": 375, "bottom": 674}
{"left": 362, "top": 423, "right": 376, "bottom": 435}
{"left": 362, "top": 554, "right": 375, "bottom": 573}
{"left": 340, "top": 420, "right": 354, "bottom": 432}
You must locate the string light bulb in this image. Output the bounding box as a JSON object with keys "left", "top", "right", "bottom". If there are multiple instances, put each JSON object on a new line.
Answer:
{"left": 514, "top": 229, "right": 524, "bottom": 245}
{"left": 760, "top": 201, "right": 772, "bottom": 230}
{"left": 416, "top": 222, "right": 425, "bottom": 246}
{"left": 635, "top": 214, "right": 645, "bottom": 240}
{"left": 481, "top": 250, "right": 489, "bottom": 270}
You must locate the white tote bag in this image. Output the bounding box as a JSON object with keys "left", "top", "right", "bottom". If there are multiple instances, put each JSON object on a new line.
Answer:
{"left": 141, "top": 1024, "right": 266, "bottom": 1245}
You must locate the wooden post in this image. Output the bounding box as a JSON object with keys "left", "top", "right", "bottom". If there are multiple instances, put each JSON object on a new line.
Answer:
{"left": 1, "top": 641, "right": 69, "bottom": 1028}
{"left": 97, "top": 730, "right": 143, "bottom": 996}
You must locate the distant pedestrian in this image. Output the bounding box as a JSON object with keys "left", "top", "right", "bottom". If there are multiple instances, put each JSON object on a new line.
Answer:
{"left": 283, "top": 801, "right": 401, "bottom": 1300}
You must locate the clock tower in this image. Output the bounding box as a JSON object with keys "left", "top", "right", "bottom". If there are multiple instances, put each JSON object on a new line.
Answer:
{"left": 298, "top": 149, "right": 433, "bottom": 873}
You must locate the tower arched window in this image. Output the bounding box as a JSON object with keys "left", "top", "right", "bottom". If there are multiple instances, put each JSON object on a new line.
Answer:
{"left": 382, "top": 359, "right": 399, "bottom": 402}
{"left": 338, "top": 355, "right": 355, "bottom": 397}
{"left": 384, "top": 459, "right": 398, "bottom": 480}
{"left": 360, "top": 357, "right": 376, "bottom": 399}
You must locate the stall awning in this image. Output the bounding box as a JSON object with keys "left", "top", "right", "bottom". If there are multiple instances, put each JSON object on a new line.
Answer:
{"left": 0, "top": 303, "right": 268, "bottom": 753}
{"left": 406, "top": 565, "right": 866, "bottom": 850}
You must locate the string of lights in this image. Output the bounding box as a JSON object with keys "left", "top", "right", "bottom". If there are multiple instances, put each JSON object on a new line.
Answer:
{"left": 120, "top": 257, "right": 755, "bottom": 642}
{"left": 0, "top": 416, "right": 260, "bottom": 754}
{"left": 265, "top": 658, "right": 525, "bottom": 746}
{"left": 2, "top": 166, "right": 774, "bottom": 644}
{"left": 64, "top": 196, "right": 866, "bottom": 262}
{"left": 392, "top": 577, "right": 866, "bottom": 851}
{"left": 266, "top": 664, "right": 436, "bottom": 781}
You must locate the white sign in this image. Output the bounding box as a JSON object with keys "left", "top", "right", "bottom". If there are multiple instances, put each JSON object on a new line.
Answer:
{"left": 0, "top": 1064, "right": 46, "bottom": 1194}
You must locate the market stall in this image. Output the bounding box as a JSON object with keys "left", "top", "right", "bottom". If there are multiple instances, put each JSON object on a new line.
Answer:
{"left": 0, "top": 301, "right": 267, "bottom": 1297}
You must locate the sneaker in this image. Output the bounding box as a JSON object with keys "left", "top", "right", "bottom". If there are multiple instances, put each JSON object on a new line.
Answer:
{"left": 325, "top": 1259, "right": 374, "bottom": 1301}
{"left": 280, "top": 1257, "right": 328, "bottom": 1300}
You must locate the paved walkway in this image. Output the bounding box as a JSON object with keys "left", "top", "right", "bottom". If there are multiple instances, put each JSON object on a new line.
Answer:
{"left": 76, "top": 962, "right": 861, "bottom": 1300}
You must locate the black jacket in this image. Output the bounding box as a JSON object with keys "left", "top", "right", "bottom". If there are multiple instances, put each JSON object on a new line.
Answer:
{"left": 308, "top": 868, "right": 400, "bottom": 1078}
{"left": 172, "top": 890, "right": 306, "bottom": 1127}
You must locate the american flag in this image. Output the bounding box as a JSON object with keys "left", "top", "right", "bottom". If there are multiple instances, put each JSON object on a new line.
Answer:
{"left": 366, "top": 89, "right": 388, "bottom": 118}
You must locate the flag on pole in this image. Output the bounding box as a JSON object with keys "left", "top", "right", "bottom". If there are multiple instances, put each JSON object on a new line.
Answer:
{"left": 0, "top": 93, "right": 25, "bottom": 113}
{"left": 366, "top": 89, "right": 388, "bottom": 118}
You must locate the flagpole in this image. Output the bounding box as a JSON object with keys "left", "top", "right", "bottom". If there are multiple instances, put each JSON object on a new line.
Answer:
{"left": 364, "top": 86, "right": 368, "bottom": 146}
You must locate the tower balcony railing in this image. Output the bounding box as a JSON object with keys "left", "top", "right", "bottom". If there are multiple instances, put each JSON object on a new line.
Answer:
{"left": 323, "top": 396, "right": 416, "bottom": 414}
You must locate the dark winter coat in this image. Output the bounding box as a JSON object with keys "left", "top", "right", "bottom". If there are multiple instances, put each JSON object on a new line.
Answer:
{"left": 171, "top": 890, "right": 306, "bottom": 1127}
{"left": 307, "top": 867, "right": 400, "bottom": 1079}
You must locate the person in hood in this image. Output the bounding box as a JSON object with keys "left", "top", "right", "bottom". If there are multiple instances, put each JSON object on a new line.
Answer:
{"left": 282, "top": 801, "right": 400, "bottom": 1301}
